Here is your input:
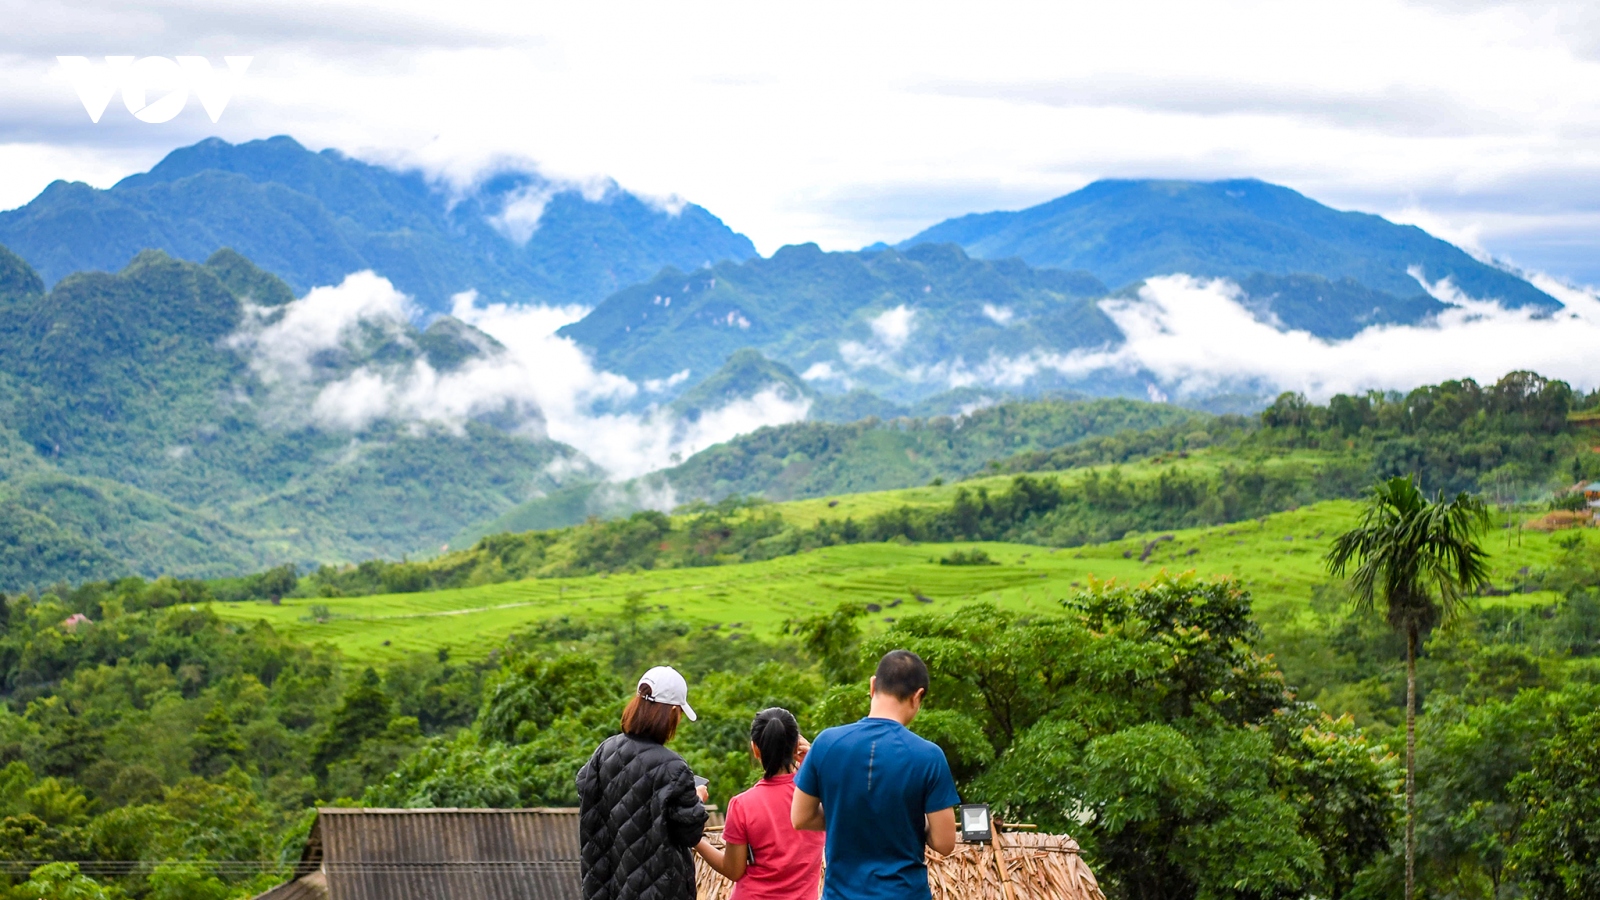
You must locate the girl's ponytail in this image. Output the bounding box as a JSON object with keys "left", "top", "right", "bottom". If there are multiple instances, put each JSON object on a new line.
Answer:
{"left": 750, "top": 707, "right": 800, "bottom": 780}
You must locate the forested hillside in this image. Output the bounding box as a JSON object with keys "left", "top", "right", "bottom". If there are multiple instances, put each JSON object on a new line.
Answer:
{"left": 0, "top": 245, "right": 590, "bottom": 590}
{"left": 452, "top": 395, "right": 1200, "bottom": 539}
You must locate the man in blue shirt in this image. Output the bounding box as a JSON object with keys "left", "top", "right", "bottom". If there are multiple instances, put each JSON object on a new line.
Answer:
{"left": 791, "top": 649, "right": 960, "bottom": 900}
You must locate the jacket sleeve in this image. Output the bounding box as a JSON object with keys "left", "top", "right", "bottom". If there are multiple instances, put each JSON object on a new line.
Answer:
{"left": 576, "top": 743, "right": 602, "bottom": 807}
{"left": 660, "top": 759, "right": 708, "bottom": 848}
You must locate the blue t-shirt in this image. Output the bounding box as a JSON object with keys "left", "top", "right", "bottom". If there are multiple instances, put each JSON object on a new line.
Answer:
{"left": 794, "top": 717, "right": 961, "bottom": 900}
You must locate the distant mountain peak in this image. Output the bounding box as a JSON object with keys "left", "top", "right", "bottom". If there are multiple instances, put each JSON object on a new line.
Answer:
{"left": 904, "top": 176, "right": 1556, "bottom": 314}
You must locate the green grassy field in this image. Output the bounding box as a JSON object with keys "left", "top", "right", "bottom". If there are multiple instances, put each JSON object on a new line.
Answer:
{"left": 212, "top": 497, "right": 1571, "bottom": 665}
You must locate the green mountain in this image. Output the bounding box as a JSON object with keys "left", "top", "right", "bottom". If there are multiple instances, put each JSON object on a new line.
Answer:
{"left": 0, "top": 136, "right": 757, "bottom": 312}
{"left": 558, "top": 241, "right": 1114, "bottom": 398}
{"left": 664, "top": 395, "right": 1200, "bottom": 500}
{"left": 905, "top": 178, "right": 1556, "bottom": 336}
{"left": 670, "top": 348, "right": 815, "bottom": 422}
{"left": 0, "top": 244, "right": 590, "bottom": 590}
{"left": 452, "top": 395, "right": 1201, "bottom": 541}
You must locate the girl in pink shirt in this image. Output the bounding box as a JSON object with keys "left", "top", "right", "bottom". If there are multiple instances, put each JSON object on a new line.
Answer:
{"left": 695, "top": 708, "right": 824, "bottom": 900}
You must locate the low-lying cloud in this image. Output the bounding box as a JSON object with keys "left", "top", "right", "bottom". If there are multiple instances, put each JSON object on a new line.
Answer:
{"left": 228, "top": 272, "right": 811, "bottom": 480}
{"left": 1097, "top": 272, "right": 1600, "bottom": 399}
{"left": 231, "top": 266, "right": 1600, "bottom": 487}
{"left": 913, "top": 272, "right": 1600, "bottom": 401}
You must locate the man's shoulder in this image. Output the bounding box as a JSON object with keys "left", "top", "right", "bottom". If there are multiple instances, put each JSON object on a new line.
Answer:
{"left": 812, "top": 719, "right": 870, "bottom": 749}
{"left": 890, "top": 724, "right": 953, "bottom": 767}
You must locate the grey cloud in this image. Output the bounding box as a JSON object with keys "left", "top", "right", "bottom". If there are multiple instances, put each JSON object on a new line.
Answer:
{"left": 1403, "top": 1, "right": 1600, "bottom": 61}
{"left": 0, "top": 0, "right": 521, "bottom": 55}
{"left": 911, "top": 76, "right": 1514, "bottom": 139}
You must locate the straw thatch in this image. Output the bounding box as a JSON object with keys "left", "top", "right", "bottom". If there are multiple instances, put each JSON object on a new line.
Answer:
{"left": 695, "top": 830, "right": 1105, "bottom": 900}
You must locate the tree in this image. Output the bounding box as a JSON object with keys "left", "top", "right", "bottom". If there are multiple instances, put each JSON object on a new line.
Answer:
{"left": 868, "top": 579, "right": 1397, "bottom": 900}
{"left": 190, "top": 703, "right": 247, "bottom": 777}
{"left": 1327, "top": 475, "right": 1490, "bottom": 900}
{"left": 310, "top": 668, "right": 391, "bottom": 776}
{"left": 11, "top": 862, "right": 120, "bottom": 899}
{"left": 1508, "top": 710, "right": 1600, "bottom": 899}
{"left": 785, "top": 601, "right": 868, "bottom": 685}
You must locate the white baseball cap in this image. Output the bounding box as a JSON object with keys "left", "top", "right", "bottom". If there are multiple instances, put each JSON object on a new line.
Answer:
{"left": 638, "top": 666, "right": 697, "bottom": 721}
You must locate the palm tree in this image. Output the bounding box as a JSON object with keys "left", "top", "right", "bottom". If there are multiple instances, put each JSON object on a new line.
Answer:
{"left": 1326, "top": 475, "right": 1491, "bottom": 900}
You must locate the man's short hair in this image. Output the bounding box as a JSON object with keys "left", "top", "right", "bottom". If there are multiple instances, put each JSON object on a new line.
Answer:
{"left": 873, "top": 649, "right": 930, "bottom": 701}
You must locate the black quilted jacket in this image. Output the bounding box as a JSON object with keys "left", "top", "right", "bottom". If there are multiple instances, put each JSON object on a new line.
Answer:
{"left": 577, "top": 733, "right": 707, "bottom": 900}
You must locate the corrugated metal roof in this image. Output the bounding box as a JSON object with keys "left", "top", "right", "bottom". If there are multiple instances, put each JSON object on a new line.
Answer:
{"left": 253, "top": 808, "right": 584, "bottom": 900}
{"left": 254, "top": 870, "right": 327, "bottom": 900}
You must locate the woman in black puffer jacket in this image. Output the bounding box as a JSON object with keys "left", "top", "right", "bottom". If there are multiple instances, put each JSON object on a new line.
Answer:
{"left": 577, "top": 665, "right": 708, "bottom": 900}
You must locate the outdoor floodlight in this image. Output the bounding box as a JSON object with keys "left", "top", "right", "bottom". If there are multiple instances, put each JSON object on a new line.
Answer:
{"left": 958, "top": 803, "right": 992, "bottom": 843}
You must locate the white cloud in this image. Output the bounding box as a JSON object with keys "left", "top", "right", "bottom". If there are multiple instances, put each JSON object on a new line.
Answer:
{"left": 870, "top": 304, "right": 916, "bottom": 350}
{"left": 800, "top": 361, "right": 840, "bottom": 381}
{"left": 226, "top": 273, "right": 811, "bottom": 480}
{"left": 1101, "top": 274, "right": 1600, "bottom": 398}
{"left": 929, "top": 272, "right": 1600, "bottom": 401}
{"left": 982, "top": 303, "right": 1014, "bottom": 325}
{"left": 642, "top": 369, "right": 690, "bottom": 392}
{"left": 486, "top": 182, "right": 558, "bottom": 245}
{"left": 229, "top": 270, "right": 418, "bottom": 386}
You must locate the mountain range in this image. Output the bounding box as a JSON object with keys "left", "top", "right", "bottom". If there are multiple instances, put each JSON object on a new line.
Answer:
{"left": 559, "top": 241, "right": 1117, "bottom": 401}
{"left": 557, "top": 179, "right": 1559, "bottom": 404}
{"left": 0, "top": 136, "right": 756, "bottom": 312}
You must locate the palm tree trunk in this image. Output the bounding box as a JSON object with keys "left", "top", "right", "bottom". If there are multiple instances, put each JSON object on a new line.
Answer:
{"left": 1405, "top": 625, "right": 1417, "bottom": 900}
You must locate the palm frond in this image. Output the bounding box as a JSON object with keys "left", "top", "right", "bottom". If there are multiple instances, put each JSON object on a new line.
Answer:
{"left": 1324, "top": 476, "right": 1490, "bottom": 632}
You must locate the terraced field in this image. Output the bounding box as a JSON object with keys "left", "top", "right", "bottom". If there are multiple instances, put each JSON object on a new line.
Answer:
{"left": 212, "top": 498, "right": 1567, "bottom": 664}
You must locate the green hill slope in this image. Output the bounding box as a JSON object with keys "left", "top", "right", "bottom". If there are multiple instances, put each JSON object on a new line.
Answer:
{"left": 211, "top": 498, "right": 1568, "bottom": 666}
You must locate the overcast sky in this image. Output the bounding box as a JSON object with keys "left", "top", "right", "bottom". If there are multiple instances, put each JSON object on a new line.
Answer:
{"left": 3, "top": 0, "right": 1599, "bottom": 284}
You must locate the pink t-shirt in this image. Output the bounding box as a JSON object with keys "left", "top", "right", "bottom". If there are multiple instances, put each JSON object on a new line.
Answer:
{"left": 722, "top": 774, "right": 825, "bottom": 900}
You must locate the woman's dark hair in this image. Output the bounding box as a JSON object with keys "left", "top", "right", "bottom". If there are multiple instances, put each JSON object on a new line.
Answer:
{"left": 750, "top": 707, "right": 800, "bottom": 779}
{"left": 621, "top": 683, "right": 681, "bottom": 744}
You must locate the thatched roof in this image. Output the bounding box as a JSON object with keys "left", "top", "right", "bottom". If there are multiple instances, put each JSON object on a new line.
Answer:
{"left": 695, "top": 830, "right": 1106, "bottom": 900}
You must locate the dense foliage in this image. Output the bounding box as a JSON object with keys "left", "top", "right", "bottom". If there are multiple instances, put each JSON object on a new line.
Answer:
{"left": 5, "top": 519, "right": 1600, "bottom": 898}
{"left": 1004, "top": 371, "right": 1590, "bottom": 499}
{"left": 0, "top": 574, "right": 490, "bottom": 898}
{"left": 5, "top": 370, "right": 1600, "bottom": 898}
